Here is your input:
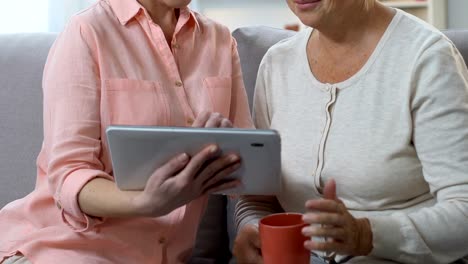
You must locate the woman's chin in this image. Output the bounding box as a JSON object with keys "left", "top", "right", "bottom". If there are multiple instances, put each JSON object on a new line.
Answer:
{"left": 296, "top": 15, "right": 322, "bottom": 28}
{"left": 165, "top": 0, "right": 192, "bottom": 9}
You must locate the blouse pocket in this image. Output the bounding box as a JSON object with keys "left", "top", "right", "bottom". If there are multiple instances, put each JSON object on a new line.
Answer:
{"left": 203, "top": 77, "right": 232, "bottom": 119}
{"left": 101, "top": 79, "right": 169, "bottom": 126}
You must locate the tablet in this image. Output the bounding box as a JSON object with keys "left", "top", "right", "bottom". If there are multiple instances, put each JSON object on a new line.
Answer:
{"left": 106, "top": 125, "right": 281, "bottom": 195}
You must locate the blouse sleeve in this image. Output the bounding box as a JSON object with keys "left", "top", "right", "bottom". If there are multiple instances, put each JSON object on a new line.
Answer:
{"left": 43, "top": 17, "right": 113, "bottom": 232}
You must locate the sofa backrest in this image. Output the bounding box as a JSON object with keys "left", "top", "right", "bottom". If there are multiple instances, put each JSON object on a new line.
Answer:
{"left": 445, "top": 30, "right": 468, "bottom": 64}
{"left": 233, "top": 27, "right": 296, "bottom": 110}
{"left": 0, "top": 27, "right": 467, "bottom": 213}
{"left": 0, "top": 33, "right": 56, "bottom": 208}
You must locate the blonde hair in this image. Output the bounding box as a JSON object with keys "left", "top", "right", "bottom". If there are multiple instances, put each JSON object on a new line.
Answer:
{"left": 324, "top": 0, "right": 375, "bottom": 12}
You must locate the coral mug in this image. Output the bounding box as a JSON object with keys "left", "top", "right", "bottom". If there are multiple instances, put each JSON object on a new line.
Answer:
{"left": 259, "top": 213, "right": 310, "bottom": 264}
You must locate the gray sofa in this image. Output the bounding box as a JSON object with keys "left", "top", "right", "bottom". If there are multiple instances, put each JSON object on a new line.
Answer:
{"left": 1, "top": 27, "right": 467, "bottom": 263}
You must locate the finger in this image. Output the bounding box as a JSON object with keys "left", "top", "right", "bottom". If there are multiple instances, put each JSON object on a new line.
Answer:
{"left": 304, "top": 240, "right": 345, "bottom": 254}
{"left": 180, "top": 145, "right": 219, "bottom": 181}
{"left": 205, "top": 112, "right": 223, "bottom": 128}
{"left": 197, "top": 153, "right": 239, "bottom": 178}
{"left": 192, "top": 111, "right": 211, "bottom": 128}
{"left": 323, "top": 178, "right": 337, "bottom": 200}
{"left": 234, "top": 226, "right": 262, "bottom": 264}
{"left": 205, "top": 179, "right": 241, "bottom": 194}
{"left": 305, "top": 200, "right": 343, "bottom": 213}
{"left": 245, "top": 250, "right": 263, "bottom": 264}
{"left": 205, "top": 117, "right": 222, "bottom": 128}
{"left": 200, "top": 154, "right": 240, "bottom": 187}
{"left": 302, "top": 212, "right": 345, "bottom": 226}
{"left": 153, "top": 153, "right": 190, "bottom": 182}
{"left": 237, "top": 250, "right": 263, "bottom": 264}
{"left": 337, "top": 198, "right": 346, "bottom": 205}
{"left": 202, "top": 162, "right": 241, "bottom": 191}
{"left": 221, "top": 118, "right": 233, "bottom": 128}
{"left": 302, "top": 225, "right": 346, "bottom": 240}
{"left": 249, "top": 226, "right": 261, "bottom": 249}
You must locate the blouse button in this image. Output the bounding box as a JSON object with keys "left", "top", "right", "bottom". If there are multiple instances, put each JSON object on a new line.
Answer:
{"left": 175, "top": 80, "right": 183, "bottom": 87}
{"left": 159, "top": 237, "right": 167, "bottom": 244}
{"left": 187, "top": 118, "right": 194, "bottom": 126}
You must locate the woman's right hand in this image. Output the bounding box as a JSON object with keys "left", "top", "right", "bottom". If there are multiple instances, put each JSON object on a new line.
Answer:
{"left": 233, "top": 224, "right": 263, "bottom": 264}
{"left": 132, "top": 144, "right": 241, "bottom": 217}
{"left": 192, "top": 111, "right": 233, "bottom": 128}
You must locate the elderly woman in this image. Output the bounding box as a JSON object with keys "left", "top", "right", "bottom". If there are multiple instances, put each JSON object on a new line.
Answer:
{"left": 234, "top": 0, "right": 468, "bottom": 263}
{"left": 0, "top": 0, "right": 252, "bottom": 263}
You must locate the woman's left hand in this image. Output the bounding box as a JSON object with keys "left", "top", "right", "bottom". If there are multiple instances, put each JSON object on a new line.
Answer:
{"left": 301, "top": 179, "right": 374, "bottom": 256}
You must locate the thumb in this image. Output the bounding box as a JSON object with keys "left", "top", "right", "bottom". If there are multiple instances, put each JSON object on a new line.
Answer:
{"left": 250, "top": 226, "right": 261, "bottom": 249}
{"left": 323, "top": 178, "right": 337, "bottom": 200}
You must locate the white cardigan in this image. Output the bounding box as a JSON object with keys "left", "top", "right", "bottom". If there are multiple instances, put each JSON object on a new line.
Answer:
{"left": 236, "top": 10, "right": 468, "bottom": 264}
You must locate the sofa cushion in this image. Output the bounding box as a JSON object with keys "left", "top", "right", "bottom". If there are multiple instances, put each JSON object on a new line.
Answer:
{"left": 0, "top": 33, "right": 56, "bottom": 208}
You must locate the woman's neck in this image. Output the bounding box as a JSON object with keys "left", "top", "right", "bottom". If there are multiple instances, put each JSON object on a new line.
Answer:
{"left": 315, "top": 2, "right": 392, "bottom": 46}
{"left": 138, "top": 0, "right": 178, "bottom": 43}
{"left": 306, "top": 2, "right": 395, "bottom": 84}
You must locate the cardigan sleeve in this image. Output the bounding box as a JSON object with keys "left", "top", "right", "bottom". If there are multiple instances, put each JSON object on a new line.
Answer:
{"left": 368, "top": 37, "right": 468, "bottom": 264}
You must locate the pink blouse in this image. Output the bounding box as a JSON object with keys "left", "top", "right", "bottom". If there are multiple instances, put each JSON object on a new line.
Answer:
{"left": 0, "top": 0, "right": 252, "bottom": 263}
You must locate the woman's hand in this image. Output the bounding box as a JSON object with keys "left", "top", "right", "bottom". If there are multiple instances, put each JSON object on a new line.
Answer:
{"left": 131, "top": 112, "right": 237, "bottom": 217}
{"left": 233, "top": 224, "right": 263, "bottom": 264}
{"left": 301, "top": 179, "right": 373, "bottom": 256}
{"left": 132, "top": 144, "right": 241, "bottom": 217}
{"left": 192, "top": 111, "right": 233, "bottom": 128}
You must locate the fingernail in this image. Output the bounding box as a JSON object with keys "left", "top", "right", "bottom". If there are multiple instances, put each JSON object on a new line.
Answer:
{"left": 210, "top": 145, "right": 218, "bottom": 154}
{"left": 179, "top": 153, "right": 188, "bottom": 162}
{"left": 229, "top": 155, "right": 240, "bottom": 162}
